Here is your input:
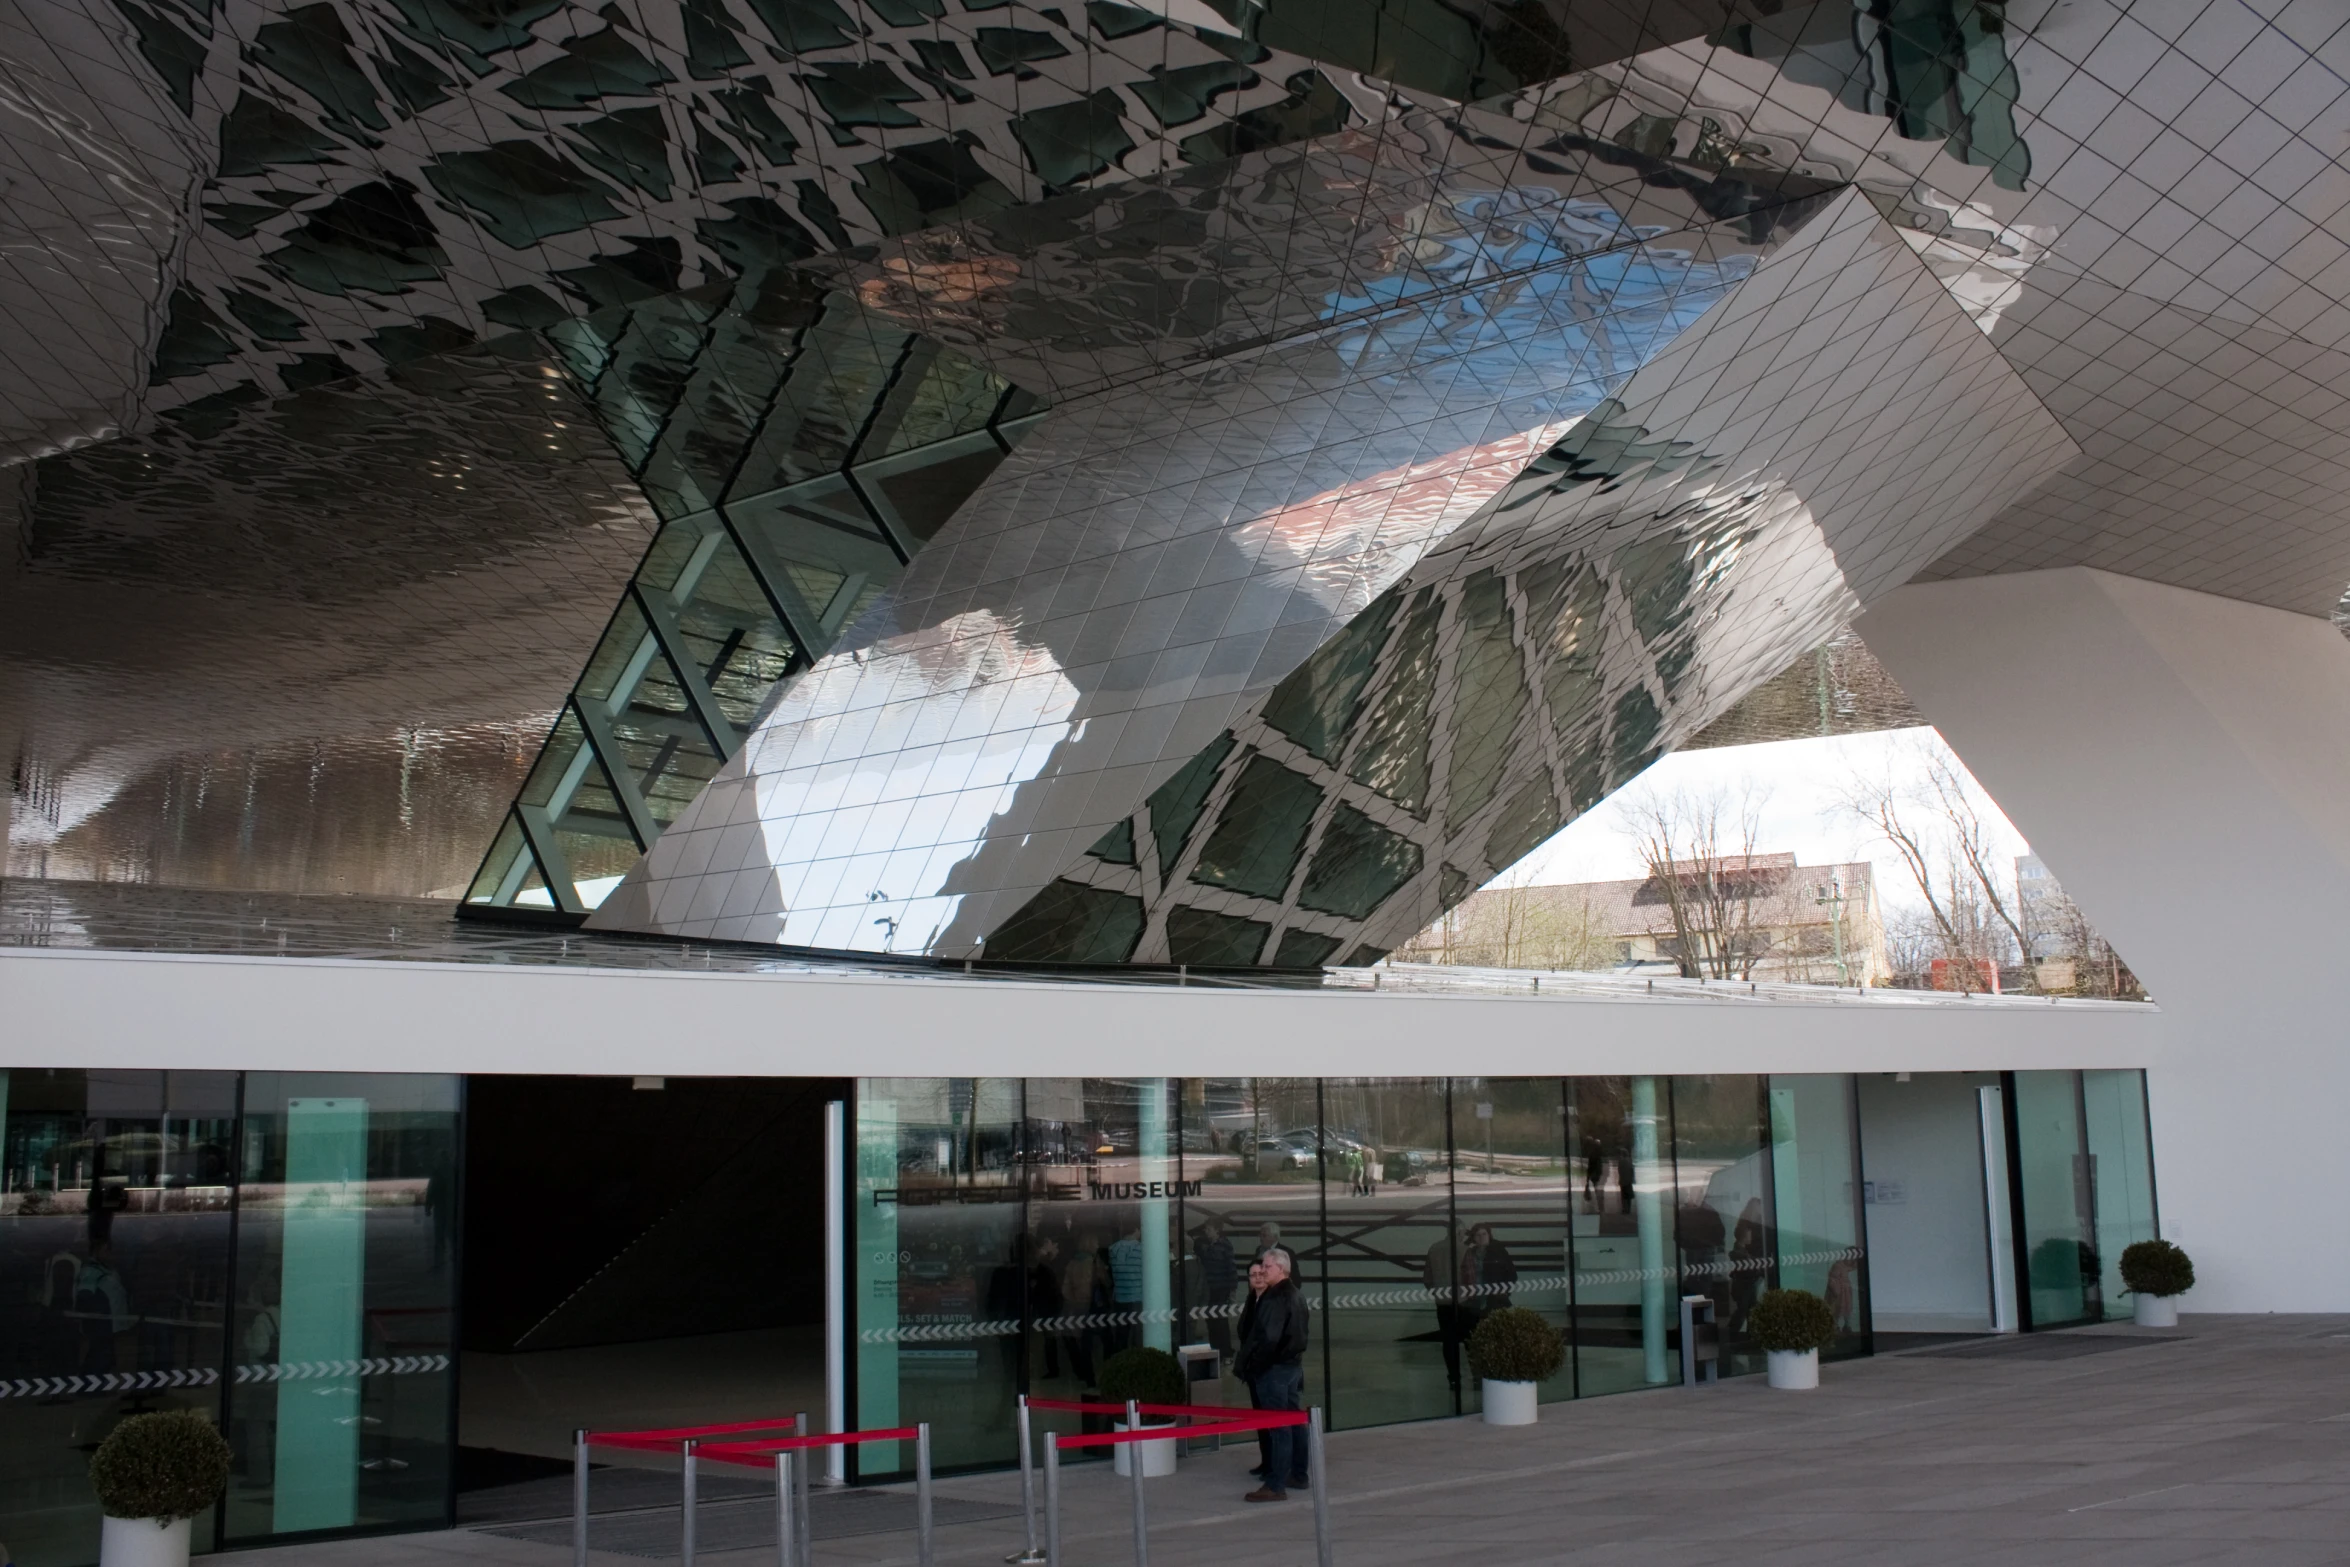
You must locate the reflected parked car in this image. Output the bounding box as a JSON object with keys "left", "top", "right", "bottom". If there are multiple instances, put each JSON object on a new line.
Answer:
{"left": 1254, "top": 1134, "right": 1319, "bottom": 1170}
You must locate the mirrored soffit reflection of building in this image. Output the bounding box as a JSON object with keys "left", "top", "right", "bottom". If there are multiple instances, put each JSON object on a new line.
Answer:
{"left": 7, "top": 0, "right": 2350, "bottom": 952}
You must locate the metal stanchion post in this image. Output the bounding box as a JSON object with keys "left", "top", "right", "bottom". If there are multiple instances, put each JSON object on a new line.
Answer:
{"left": 1043, "top": 1438, "right": 1062, "bottom": 1567}
{"left": 1125, "top": 1400, "right": 1147, "bottom": 1567}
{"left": 793, "top": 1413, "right": 812, "bottom": 1567}
{"left": 681, "top": 1440, "right": 699, "bottom": 1567}
{"left": 1008, "top": 1395, "right": 1045, "bottom": 1563}
{"left": 572, "top": 1429, "right": 589, "bottom": 1567}
{"left": 915, "top": 1422, "right": 936, "bottom": 1567}
{"left": 774, "top": 1451, "right": 795, "bottom": 1567}
{"left": 1307, "top": 1408, "right": 1333, "bottom": 1567}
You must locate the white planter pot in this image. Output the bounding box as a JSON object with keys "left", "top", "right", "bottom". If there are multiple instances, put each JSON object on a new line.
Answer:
{"left": 2134, "top": 1293, "right": 2179, "bottom": 1327}
{"left": 1111, "top": 1422, "right": 1178, "bottom": 1478}
{"left": 1766, "top": 1348, "right": 1820, "bottom": 1390}
{"left": 1481, "top": 1378, "right": 1539, "bottom": 1426}
{"left": 101, "top": 1515, "right": 191, "bottom": 1567}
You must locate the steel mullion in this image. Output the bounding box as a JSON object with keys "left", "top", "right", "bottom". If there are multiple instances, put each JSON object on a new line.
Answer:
{"left": 631, "top": 581, "right": 740, "bottom": 758}
{"left": 570, "top": 696, "right": 662, "bottom": 852}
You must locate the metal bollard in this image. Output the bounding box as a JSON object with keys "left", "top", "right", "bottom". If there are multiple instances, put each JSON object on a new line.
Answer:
{"left": 774, "top": 1451, "right": 795, "bottom": 1567}
{"left": 793, "top": 1412, "right": 812, "bottom": 1567}
{"left": 1126, "top": 1399, "right": 1147, "bottom": 1567}
{"left": 1043, "top": 1437, "right": 1062, "bottom": 1567}
{"left": 915, "top": 1422, "right": 936, "bottom": 1567}
{"left": 572, "top": 1429, "right": 589, "bottom": 1567}
{"left": 1007, "top": 1395, "right": 1046, "bottom": 1564}
{"left": 1307, "top": 1408, "right": 1333, "bottom": 1567}
{"left": 681, "top": 1439, "right": 699, "bottom": 1567}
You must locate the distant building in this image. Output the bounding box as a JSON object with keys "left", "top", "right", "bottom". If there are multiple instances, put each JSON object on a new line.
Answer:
{"left": 1398, "top": 853, "right": 1891, "bottom": 986}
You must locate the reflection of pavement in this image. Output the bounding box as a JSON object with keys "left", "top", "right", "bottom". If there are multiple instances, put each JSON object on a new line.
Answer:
{"left": 461, "top": 1326, "right": 824, "bottom": 1466}
{"left": 217, "top": 1316, "right": 2332, "bottom": 1567}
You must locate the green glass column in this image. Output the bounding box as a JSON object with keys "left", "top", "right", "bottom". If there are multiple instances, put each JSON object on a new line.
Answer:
{"left": 1139, "top": 1080, "right": 1172, "bottom": 1352}
{"left": 273, "top": 1096, "right": 367, "bottom": 1534}
{"left": 1632, "top": 1076, "right": 1670, "bottom": 1385}
{"left": 854, "top": 1091, "right": 901, "bottom": 1474}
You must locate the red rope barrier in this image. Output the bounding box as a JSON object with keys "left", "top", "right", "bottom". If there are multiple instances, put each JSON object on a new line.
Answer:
{"left": 1052, "top": 1411, "right": 1306, "bottom": 1449}
{"left": 583, "top": 1416, "right": 807, "bottom": 1449}
{"left": 1023, "top": 1397, "right": 1258, "bottom": 1420}
{"left": 696, "top": 1428, "right": 919, "bottom": 1468}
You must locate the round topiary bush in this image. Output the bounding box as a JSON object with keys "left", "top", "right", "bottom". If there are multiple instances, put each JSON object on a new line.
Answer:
{"left": 1748, "top": 1289, "right": 1837, "bottom": 1353}
{"left": 1098, "top": 1346, "right": 1187, "bottom": 1414}
{"left": 90, "top": 1410, "right": 232, "bottom": 1522}
{"left": 2119, "top": 1238, "right": 2194, "bottom": 1298}
{"left": 1464, "top": 1307, "right": 1565, "bottom": 1383}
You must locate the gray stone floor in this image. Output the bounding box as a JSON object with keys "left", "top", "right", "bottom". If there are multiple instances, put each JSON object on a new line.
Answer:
{"left": 216, "top": 1317, "right": 2350, "bottom": 1567}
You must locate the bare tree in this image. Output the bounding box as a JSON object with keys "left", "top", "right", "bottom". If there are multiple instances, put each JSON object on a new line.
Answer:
{"left": 1398, "top": 878, "right": 1617, "bottom": 970}
{"left": 1841, "top": 739, "right": 2029, "bottom": 993}
{"left": 1620, "top": 783, "right": 1774, "bottom": 980}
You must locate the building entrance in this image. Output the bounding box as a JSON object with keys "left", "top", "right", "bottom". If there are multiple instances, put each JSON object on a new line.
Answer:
{"left": 455, "top": 1075, "right": 846, "bottom": 1514}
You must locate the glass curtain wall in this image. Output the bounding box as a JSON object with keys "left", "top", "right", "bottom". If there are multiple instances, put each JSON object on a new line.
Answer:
{"left": 850, "top": 1072, "right": 1900, "bottom": 1453}
{"left": 1565, "top": 1076, "right": 1673, "bottom": 1396}
{"left": 1767, "top": 1075, "right": 1869, "bottom": 1351}
{"left": 1318, "top": 1079, "right": 1453, "bottom": 1429}
{"left": 1447, "top": 1078, "right": 1572, "bottom": 1414}
{"left": 2081, "top": 1070, "right": 2158, "bottom": 1313}
{"left": 0, "top": 1069, "right": 458, "bottom": 1567}
{"left": 2009, "top": 1069, "right": 2098, "bottom": 1327}
{"left": 2008, "top": 1069, "right": 2158, "bottom": 1327}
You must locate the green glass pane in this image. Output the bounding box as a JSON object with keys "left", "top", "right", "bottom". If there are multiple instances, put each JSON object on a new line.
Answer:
{"left": 857, "top": 437, "right": 1011, "bottom": 546}
{"left": 1260, "top": 588, "right": 1397, "bottom": 762}
{"left": 982, "top": 879, "right": 1145, "bottom": 962}
{"left": 574, "top": 599, "right": 656, "bottom": 708}
{"left": 663, "top": 529, "right": 800, "bottom": 729}
{"left": 516, "top": 708, "right": 596, "bottom": 812}
{"left": 599, "top": 633, "right": 727, "bottom": 827}
{"left": 1146, "top": 732, "right": 1233, "bottom": 879}
{"left": 1269, "top": 928, "right": 1344, "bottom": 969}
{"left": 726, "top": 480, "right": 904, "bottom": 655}
{"left": 1444, "top": 570, "right": 1528, "bottom": 837}
{"left": 1483, "top": 777, "right": 1561, "bottom": 877}
{"left": 544, "top": 721, "right": 644, "bottom": 905}
{"left": 1086, "top": 817, "right": 1136, "bottom": 865}
{"left": 2014, "top": 1070, "right": 2097, "bottom": 1326}
{"left": 1190, "top": 752, "right": 1322, "bottom": 901}
{"left": 1522, "top": 561, "right": 1608, "bottom": 808}
{"left": 463, "top": 813, "right": 535, "bottom": 904}
{"left": 2083, "top": 1069, "right": 2157, "bottom": 1319}
{"left": 1317, "top": 1076, "right": 1458, "bottom": 1428}
{"left": 593, "top": 291, "right": 722, "bottom": 473}
{"left": 858, "top": 339, "right": 1009, "bottom": 457}
{"left": 1164, "top": 904, "right": 1270, "bottom": 966}
{"left": 730, "top": 308, "right": 908, "bottom": 495}
{"left": 1607, "top": 684, "right": 1663, "bottom": 788}
{"left": 637, "top": 307, "right": 807, "bottom": 515}
{"left": 1298, "top": 804, "right": 1422, "bottom": 921}
{"left": 1349, "top": 590, "right": 1439, "bottom": 814}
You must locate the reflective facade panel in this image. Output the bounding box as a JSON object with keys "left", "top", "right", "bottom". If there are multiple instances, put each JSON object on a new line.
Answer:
{"left": 463, "top": 284, "right": 1045, "bottom": 912}
{"left": 898, "top": 189, "right": 2072, "bottom": 963}
{"left": 591, "top": 139, "right": 1903, "bottom": 952}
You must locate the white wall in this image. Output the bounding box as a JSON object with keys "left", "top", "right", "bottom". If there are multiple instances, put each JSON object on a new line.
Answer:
{"left": 0, "top": 945, "right": 2158, "bottom": 1080}
{"left": 1855, "top": 1073, "right": 1996, "bottom": 1332}
{"left": 1863, "top": 567, "right": 2350, "bottom": 1313}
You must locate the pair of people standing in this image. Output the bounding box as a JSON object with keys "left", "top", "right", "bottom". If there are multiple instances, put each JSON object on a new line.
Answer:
{"left": 1232, "top": 1247, "right": 1308, "bottom": 1502}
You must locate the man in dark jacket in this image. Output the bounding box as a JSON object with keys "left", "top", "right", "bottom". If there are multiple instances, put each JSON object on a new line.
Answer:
{"left": 1233, "top": 1248, "right": 1309, "bottom": 1501}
